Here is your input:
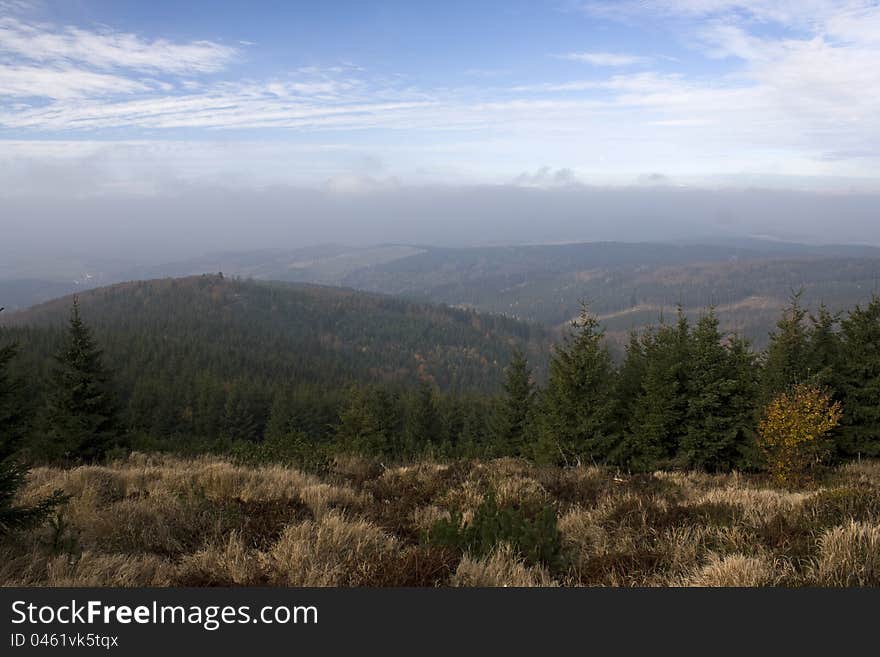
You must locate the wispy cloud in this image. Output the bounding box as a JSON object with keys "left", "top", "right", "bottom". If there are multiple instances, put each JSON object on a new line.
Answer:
{"left": 0, "top": 17, "right": 237, "bottom": 74}
{"left": 1, "top": 3, "right": 880, "bottom": 190}
{"left": 557, "top": 51, "right": 650, "bottom": 66}
{"left": 0, "top": 63, "right": 152, "bottom": 98}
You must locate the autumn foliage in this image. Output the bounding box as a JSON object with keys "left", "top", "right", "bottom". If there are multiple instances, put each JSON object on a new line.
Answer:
{"left": 758, "top": 384, "right": 843, "bottom": 485}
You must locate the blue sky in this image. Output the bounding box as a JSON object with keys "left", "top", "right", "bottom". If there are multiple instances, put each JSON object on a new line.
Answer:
{"left": 2, "top": 0, "right": 880, "bottom": 195}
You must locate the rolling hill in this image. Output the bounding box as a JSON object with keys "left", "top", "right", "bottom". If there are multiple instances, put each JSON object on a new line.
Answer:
{"left": 5, "top": 239, "right": 880, "bottom": 349}
{"left": 82, "top": 240, "right": 880, "bottom": 347}
{"left": 1, "top": 275, "right": 549, "bottom": 447}
{"left": 2, "top": 274, "right": 546, "bottom": 392}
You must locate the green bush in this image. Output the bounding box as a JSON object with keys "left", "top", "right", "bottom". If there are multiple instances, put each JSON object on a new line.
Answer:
{"left": 803, "top": 485, "right": 880, "bottom": 528}
{"left": 427, "top": 492, "right": 564, "bottom": 571}
{"left": 230, "top": 432, "right": 331, "bottom": 474}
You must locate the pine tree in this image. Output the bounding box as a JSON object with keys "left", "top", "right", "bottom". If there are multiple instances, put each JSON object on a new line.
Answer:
{"left": 265, "top": 390, "right": 295, "bottom": 443}
{"left": 406, "top": 381, "right": 441, "bottom": 452}
{"left": 222, "top": 387, "right": 259, "bottom": 443}
{"left": 807, "top": 304, "right": 843, "bottom": 391}
{"left": 335, "top": 386, "right": 386, "bottom": 455}
{"left": 761, "top": 291, "right": 809, "bottom": 400}
{"left": 837, "top": 296, "right": 880, "bottom": 457}
{"left": 1, "top": 326, "right": 65, "bottom": 534}
{"left": 608, "top": 330, "right": 648, "bottom": 461}
{"left": 490, "top": 348, "right": 535, "bottom": 456}
{"left": 43, "top": 298, "right": 121, "bottom": 463}
{"left": 680, "top": 312, "right": 759, "bottom": 471}
{"left": 534, "top": 304, "right": 615, "bottom": 465}
{"left": 623, "top": 310, "right": 690, "bottom": 470}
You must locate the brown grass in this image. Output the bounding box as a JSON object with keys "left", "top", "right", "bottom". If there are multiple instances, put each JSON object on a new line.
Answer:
{"left": 3, "top": 453, "right": 879, "bottom": 587}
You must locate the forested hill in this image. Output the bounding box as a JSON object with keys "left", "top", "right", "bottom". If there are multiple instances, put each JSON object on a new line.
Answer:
{"left": 3, "top": 274, "right": 546, "bottom": 393}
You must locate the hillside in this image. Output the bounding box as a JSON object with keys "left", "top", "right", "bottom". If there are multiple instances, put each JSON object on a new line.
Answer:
{"left": 79, "top": 240, "right": 880, "bottom": 348}
{"left": 1, "top": 275, "right": 547, "bottom": 447}
{"left": 335, "top": 243, "right": 880, "bottom": 347}
{"left": 4, "top": 274, "right": 546, "bottom": 390}
{"left": 6, "top": 241, "right": 880, "bottom": 348}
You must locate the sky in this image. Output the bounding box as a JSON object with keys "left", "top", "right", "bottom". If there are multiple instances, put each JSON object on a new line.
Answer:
{"left": 2, "top": 0, "right": 880, "bottom": 262}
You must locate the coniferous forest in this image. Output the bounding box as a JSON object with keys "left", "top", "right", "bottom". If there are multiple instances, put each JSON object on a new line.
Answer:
{"left": 2, "top": 274, "right": 878, "bottom": 473}
{"left": 3, "top": 273, "right": 880, "bottom": 588}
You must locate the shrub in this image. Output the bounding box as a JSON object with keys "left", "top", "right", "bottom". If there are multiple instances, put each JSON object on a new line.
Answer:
{"left": 757, "top": 384, "right": 842, "bottom": 485}
{"left": 427, "top": 492, "right": 564, "bottom": 571}
{"left": 230, "top": 431, "right": 331, "bottom": 474}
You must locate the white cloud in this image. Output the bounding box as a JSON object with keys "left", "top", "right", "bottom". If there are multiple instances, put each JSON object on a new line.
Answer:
{"left": 0, "top": 63, "right": 152, "bottom": 98}
{"left": 0, "top": 17, "right": 236, "bottom": 74}
{"left": 1, "top": 3, "right": 880, "bottom": 189}
{"left": 558, "top": 51, "right": 650, "bottom": 66}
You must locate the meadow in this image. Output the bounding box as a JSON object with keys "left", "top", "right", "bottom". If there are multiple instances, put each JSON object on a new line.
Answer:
{"left": 3, "top": 453, "right": 879, "bottom": 587}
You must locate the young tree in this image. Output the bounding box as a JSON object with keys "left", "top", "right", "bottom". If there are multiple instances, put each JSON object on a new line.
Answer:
{"left": 1, "top": 327, "right": 64, "bottom": 534}
{"left": 837, "top": 296, "right": 880, "bottom": 457}
{"left": 490, "top": 348, "right": 536, "bottom": 456}
{"left": 534, "top": 304, "right": 615, "bottom": 465}
{"left": 608, "top": 330, "right": 649, "bottom": 461}
{"left": 622, "top": 310, "right": 690, "bottom": 470}
{"left": 336, "top": 386, "right": 383, "bottom": 455}
{"left": 761, "top": 292, "right": 810, "bottom": 401}
{"left": 807, "top": 304, "right": 843, "bottom": 391}
{"left": 680, "top": 312, "right": 759, "bottom": 471}
{"left": 42, "top": 298, "right": 121, "bottom": 463}
{"left": 406, "top": 381, "right": 442, "bottom": 452}
{"left": 757, "top": 383, "right": 842, "bottom": 485}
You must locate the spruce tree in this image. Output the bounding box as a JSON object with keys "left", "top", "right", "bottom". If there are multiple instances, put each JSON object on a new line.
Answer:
{"left": 807, "top": 304, "right": 843, "bottom": 391}
{"left": 608, "top": 330, "right": 648, "bottom": 460}
{"left": 335, "top": 386, "right": 386, "bottom": 455}
{"left": 406, "top": 381, "right": 441, "bottom": 452}
{"left": 761, "top": 292, "right": 809, "bottom": 400}
{"left": 1, "top": 326, "right": 64, "bottom": 534}
{"left": 490, "top": 348, "right": 535, "bottom": 456}
{"left": 623, "top": 310, "right": 690, "bottom": 470}
{"left": 680, "top": 312, "right": 759, "bottom": 471}
{"left": 43, "top": 298, "right": 120, "bottom": 463}
{"left": 222, "top": 387, "right": 259, "bottom": 443}
{"left": 265, "top": 390, "right": 295, "bottom": 443}
{"left": 534, "top": 304, "right": 615, "bottom": 465}
{"left": 838, "top": 296, "right": 880, "bottom": 457}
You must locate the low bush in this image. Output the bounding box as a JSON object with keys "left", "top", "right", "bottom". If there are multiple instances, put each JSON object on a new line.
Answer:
{"left": 427, "top": 492, "right": 565, "bottom": 571}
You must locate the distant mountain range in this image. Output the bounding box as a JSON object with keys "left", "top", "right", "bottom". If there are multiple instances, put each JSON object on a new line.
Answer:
{"left": 3, "top": 274, "right": 546, "bottom": 393}
{"left": 3, "top": 239, "right": 880, "bottom": 347}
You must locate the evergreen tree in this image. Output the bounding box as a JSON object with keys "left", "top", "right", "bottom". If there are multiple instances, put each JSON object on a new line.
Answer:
{"left": 680, "top": 312, "right": 759, "bottom": 471}
{"left": 608, "top": 330, "right": 648, "bottom": 458}
{"left": 623, "top": 310, "right": 690, "bottom": 470}
{"left": 222, "top": 387, "right": 259, "bottom": 443}
{"left": 534, "top": 304, "right": 615, "bottom": 465}
{"left": 335, "top": 386, "right": 386, "bottom": 455}
{"left": 807, "top": 304, "right": 843, "bottom": 391}
{"left": 265, "top": 390, "right": 295, "bottom": 443}
{"left": 837, "top": 296, "right": 880, "bottom": 457}
{"left": 490, "top": 348, "right": 535, "bottom": 456}
{"left": 406, "top": 381, "right": 441, "bottom": 452}
{"left": 1, "top": 326, "right": 64, "bottom": 534}
{"left": 761, "top": 292, "right": 809, "bottom": 400}
{"left": 42, "top": 298, "right": 121, "bottom": 462}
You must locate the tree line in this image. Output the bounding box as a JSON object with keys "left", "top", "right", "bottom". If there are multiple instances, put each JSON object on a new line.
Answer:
{"left": 2, "top": 291, "right": 879, "bottom": 479}
{"left": 501, "top": 293, "right": 879, "bottom": 470}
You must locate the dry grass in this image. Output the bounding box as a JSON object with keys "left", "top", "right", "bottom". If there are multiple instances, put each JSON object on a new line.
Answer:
{"left": 811, "top": 521, "right": 880, "bottom": 586}
{"left": 450, "top": 545, "right": 557, "bottom": 587}
{"left": 3, "top": 453, "right": 879, "bottom": 587}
